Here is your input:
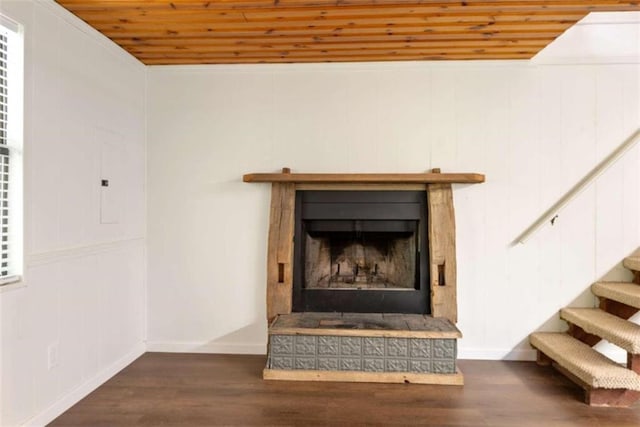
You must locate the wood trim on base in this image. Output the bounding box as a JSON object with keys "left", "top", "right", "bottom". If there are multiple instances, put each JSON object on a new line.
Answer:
{"left": 268, "top": 326, "right": 461, "bottom": 339}
{"left": 263, "top": 367, "right": 464, "bottom": 385}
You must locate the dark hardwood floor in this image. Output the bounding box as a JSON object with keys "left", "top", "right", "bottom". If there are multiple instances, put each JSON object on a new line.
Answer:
{"left": 50, "top": 353, "right": 640, "bottom": 426}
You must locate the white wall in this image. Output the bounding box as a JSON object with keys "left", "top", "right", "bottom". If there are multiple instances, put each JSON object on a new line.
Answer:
{"left": 0, "top": 1, "right": 146, "bottom": 426}
{"left": 146, "top": 39, "right": 640, "bottom": 359}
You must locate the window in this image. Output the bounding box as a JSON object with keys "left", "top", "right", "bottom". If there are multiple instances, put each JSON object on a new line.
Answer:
{"left": 0, "top": 15, "right": 23, "bottom": 286}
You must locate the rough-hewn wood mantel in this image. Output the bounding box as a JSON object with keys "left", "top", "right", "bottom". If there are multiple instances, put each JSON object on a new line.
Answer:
{"left": 243, "top": 171, "right": 484, "bottom": 184}
{"left": 245, "top": 168, "right": 484, "bottom": 323}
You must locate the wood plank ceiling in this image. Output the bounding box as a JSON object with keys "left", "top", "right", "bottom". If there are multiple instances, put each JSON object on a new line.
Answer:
{"left": 55, "top": 1, "right": 640, "bottom": 65}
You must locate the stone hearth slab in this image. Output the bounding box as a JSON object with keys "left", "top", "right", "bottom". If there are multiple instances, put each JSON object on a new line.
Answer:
{"left": 269, "top": 312, "right": 461, "bottom": 339}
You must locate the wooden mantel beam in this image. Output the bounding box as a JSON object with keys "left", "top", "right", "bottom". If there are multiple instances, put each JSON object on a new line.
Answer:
{"left": 243, "top": 172, "right": 485, "bottom": 184}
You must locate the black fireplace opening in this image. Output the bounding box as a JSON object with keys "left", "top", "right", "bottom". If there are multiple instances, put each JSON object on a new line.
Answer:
{"left": 293, "top": 191, "right": 429, "bottom": 314}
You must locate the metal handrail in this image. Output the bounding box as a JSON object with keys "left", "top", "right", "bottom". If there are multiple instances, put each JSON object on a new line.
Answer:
{"left": 515, "top": 127, "right": 640, "bottom": 245}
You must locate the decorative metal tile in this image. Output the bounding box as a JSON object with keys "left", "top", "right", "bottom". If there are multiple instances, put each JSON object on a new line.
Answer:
{"left": 410, "top": 339, "right": 431, "bottom": 358}
{"left": 340, "top": 337, "right": 362, "bottom": 356}
{"left": 410, "top": 360, "right": 432, "bottom": 373}
{"left": 318, "top": 336, "right": 339, "bottom": 355}
{"left": 433, "top": 360, "right": 456, "bottom": 374}
{"left": 268, "top": 334, "right": 457, "bottom": 375}
{"left": 295, "top": 336, "right": 317, "bottom": 356}
{"left": 294, "top": 357, "right": 316, "bottom": 370}
{"left": 363, "top": 337, "right": 385, "bottom": 356}
{"left": 363, "top": 358, "right": 384, "bottom": 372}
{"left": 318, "top": 357, "right": 339, "bottom": 371}
{"left": 386, "top": 338, "right": 409, "bottom": 357}
{"left": 271, "top": 356, "right": 293, "bottom": 370}
{"left": 339, "top": 358, "right": 362, "bottom": 371}
{"left": 433, "top": 339, "right": 455, "bottom": 359}
{"left": 271, "top": 336, "right": 293, "bottom": 355}
{"left": 386, "top": 359, "right": 409, "bottom": 372}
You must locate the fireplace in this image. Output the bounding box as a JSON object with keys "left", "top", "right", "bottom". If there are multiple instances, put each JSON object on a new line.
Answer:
{"left": 245, "top": 169, "right": 484, "bottom": 384}
{"left": 244, "top": 168, "right": 485, "bottom": 324}
{"left": 293, "top": 191, "right": 429, "bottom": 314}
{"left": 244, "top": 169, "right": 485, "bottom": 385}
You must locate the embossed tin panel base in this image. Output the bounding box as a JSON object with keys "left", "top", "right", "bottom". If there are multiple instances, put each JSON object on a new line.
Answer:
{"left": 266, "top": 333, "right": 461, "bottom": 384}
{"left": 266, "top": 313, "right": 461, "bottom": 384}
{"left": 263, "top": 367, "right": 464, "bottom": 385}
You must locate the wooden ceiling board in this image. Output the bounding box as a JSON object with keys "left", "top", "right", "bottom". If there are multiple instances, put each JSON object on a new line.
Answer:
{"left": 55, "top": 1, "right": 640, "bottom": 64}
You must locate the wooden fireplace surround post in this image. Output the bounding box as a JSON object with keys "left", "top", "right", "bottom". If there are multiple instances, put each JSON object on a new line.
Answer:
{"left": 243, "top": 168, "right": 485, "bottom": 324}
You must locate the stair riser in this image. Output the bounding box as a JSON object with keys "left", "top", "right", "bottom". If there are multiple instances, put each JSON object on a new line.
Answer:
{"left": 599, "top": 299, "right": 639, "bottom": 320}
{"left": 568, "top": 324, "right": 600, "bottom": 347}
{"left": 629, "top": 354, "right": 640, "bottom": 375}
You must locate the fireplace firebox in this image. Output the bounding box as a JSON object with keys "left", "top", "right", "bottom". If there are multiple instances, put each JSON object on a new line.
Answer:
{"left": 293, "top": 191, "right": 429, "bottom": 313}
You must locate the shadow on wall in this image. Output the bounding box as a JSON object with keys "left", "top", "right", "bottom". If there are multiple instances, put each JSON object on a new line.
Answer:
{"left": 196, "top": 322, "right": 268, "bottom": 355}
{"left": 510, "top": 247, "right": 640, "bottom": 362}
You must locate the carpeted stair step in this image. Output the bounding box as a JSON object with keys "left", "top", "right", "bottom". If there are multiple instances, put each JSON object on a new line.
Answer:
{"left": 592, "top": 282, "right": 640, "bottom": 310}
{"left": 560, "top": 308, "right": 640, "bottom": 354}
{"left": 530, "top": 332, "right": 640, "bottom": 391}
{"left": 623, "top": 256, "right": 640, "bottom": 272}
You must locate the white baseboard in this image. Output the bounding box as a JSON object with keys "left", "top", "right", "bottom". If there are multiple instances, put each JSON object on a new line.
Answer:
{"left": 146, "top": 340, "right": 266, "bottom": 355}
{"left": 458, "top": 348, "right": 537, "bottom": 361}
{"left": 22, "top": 342, "right": 146, "bottom": 427}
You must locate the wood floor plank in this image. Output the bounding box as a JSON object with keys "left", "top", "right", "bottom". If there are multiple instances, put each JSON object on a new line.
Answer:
{"left": 49, "top": 353, "right": 640, "bottom": 426}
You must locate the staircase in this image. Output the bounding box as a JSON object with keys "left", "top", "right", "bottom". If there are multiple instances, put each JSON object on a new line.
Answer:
{"left": 530, "top": 256, "right": 640, "bottom": 407}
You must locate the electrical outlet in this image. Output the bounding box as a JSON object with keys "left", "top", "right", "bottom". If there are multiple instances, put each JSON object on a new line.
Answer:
{"left": 47, "top": 342, "right": 59, "bottom": 370}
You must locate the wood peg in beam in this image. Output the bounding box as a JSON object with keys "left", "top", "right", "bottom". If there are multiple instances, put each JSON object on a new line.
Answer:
{"left": 432, "top": 168, "right": 441, "bottom": 174}
{"left": 282, "top": 167, "right": 291, "bottom": 174}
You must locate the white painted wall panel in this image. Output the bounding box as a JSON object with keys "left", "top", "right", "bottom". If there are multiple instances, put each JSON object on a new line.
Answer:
{"left": 146, "top": 57, "right": 640, "bottom": 360}
{"left": 0, "top": 1, "right": 146, "bottom": 426}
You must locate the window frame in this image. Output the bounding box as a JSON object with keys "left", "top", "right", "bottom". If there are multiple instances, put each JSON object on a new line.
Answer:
{"left": 0, "top": 14, "right": 24, "bottom": 289}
